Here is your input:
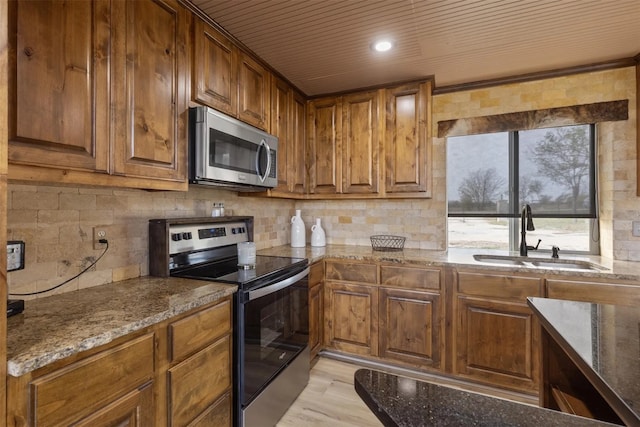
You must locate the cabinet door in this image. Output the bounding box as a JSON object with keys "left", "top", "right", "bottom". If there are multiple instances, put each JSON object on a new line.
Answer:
{"left": 193, "top": 18, "right": 237, "bottom": 117}
{"left": 341, "top": 91, "right": 381, "bottom": 194}
{"left": 384, "top": 81, "right": 431, "bottom": 194}
{"left": 379, "top": 287, "right": 441, "bottom": 368}
{"left": 309, "top": 282, "right": 324, "bottom": 360}
{"left": 111, "top": 0, "right": 188, "bottom": 182}
{"left": 308, "top": 97, "right": 342, "bottom": 194}
{"left": 290, "top": 90, "right": 307, "bottom": 194}
{"left": 324, "top": 281, "right": 378, "bottom": 356}
{"left": 237, "top": 51, "right": 270, "bottom": 131}
{"left": 74, "top": 382, "right": 154, "bottom": 427}
{"left": 271, "top": 77, "right": 291, "bottom": 192}
{"left": 8, "top": 0, "right": 110, "bottom": 172}
{"left": 454, "top": 296, "right": 539, "bottom": 393}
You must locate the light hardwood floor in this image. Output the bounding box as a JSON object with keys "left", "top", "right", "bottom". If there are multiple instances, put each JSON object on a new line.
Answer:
{"left": 276, "top": 358, "right": 383, "bottom": 427}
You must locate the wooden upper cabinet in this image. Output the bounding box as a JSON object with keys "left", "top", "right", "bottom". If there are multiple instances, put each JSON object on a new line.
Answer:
{"left": 192, "top": 18, "right": 270, "bottom": 132}
{"left": 111, "top": 0, "right": 188, "bottom": 182}
{"left": 341, "top": 91, "right": 381, "bottom": 194}
{"left": 385, "top": 81, "right": 432, "bottom": 195}
{"left": 271, "top": 77, "right": 291, "bottom": 192}
{"left": 193, "top": 19, "right": 237, "bottom": 117}
{"left": 237, "top": 51, "right": 271, "bottom": 131}
{"left": 304, "top": 80, "right": 432, "bottom": 199}
{"left": 8, "top": 0, "right": 188, "bottom": 190}
{"left": 8, "top": 0, "right": 110, "bottom": 172}
{"left": 290, "top": 90, "right": 307, "bottom": 194}
{"left": 271, "top": 77, "right": 306, "bottom": 194}
{"left": 308, "top": 97, "right": 342, "bottom": 194}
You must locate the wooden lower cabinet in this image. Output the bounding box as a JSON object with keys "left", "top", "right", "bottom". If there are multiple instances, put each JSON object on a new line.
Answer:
{"left": 324, "top": 281, "right": 379, "bottom": 357}
{"left": 322, "top": 262, "right": 444, "bottom": 371}
{"left": 309, "top": 261, "right": 324, "bottom": 360}
{"left": 7, "top": 297, "right": 233, "bottom": 427}
{"left": 453, "top": 270, "right": 543, "bottom": 394}
{"left": 168, "top": 335, "right": 231, "bottom": 427}
{"left": 164, "top": 297, "right": 232, "bottom": 427}
{"left": 7, "top": 333, "right": 155, "bottom": 427}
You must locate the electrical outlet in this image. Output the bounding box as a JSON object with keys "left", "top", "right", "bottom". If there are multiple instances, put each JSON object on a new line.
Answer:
{"left": 7, "top": 241, "right": 25, "bottom": 271}
{"left": 93, "top": 227, "right": 108, "bottom": 250}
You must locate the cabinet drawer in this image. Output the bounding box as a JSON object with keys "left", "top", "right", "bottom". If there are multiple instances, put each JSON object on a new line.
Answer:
{"left": 169, "top": 298, "right": 231, "bottom": 362}
{"left": 168, "top": 334, "right": 232, "bottom": 427}
{"left": 546, "top": 279, "right": 640, "bottom": 306}
{"left": 188, "top": 392, "right": 232, "bottom": 427}
{"left": 457, "top": 271, "right": 542, "bottom": 301}
{"left": 380, "top": 265, "right": 441, "bottom": 290}
{"left": 31, "top": 333, "right": 154, "bottom": 426}
{"left": 325, "top": 261, "right": 377, "bottom": 284}
{"left": 309, "top": 261, "right": 324, "bottom": 286}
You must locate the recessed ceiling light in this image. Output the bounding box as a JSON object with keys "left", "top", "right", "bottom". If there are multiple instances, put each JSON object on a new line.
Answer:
{"left": 372, "top": 39, "right": 394, "bottom": 52}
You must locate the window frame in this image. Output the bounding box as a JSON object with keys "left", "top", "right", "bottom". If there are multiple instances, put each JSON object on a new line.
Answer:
{"left": 446, "top": 124, "right": 599, "bottom": 255}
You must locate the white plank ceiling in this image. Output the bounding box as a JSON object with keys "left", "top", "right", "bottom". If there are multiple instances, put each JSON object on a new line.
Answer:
{"left": 191, "top": 0, "right": 640, "bottom": 96}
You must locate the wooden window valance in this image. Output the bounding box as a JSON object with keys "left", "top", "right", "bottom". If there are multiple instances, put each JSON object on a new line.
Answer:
{"left": 437, "top": 99, "right": 628, "bottom": 138}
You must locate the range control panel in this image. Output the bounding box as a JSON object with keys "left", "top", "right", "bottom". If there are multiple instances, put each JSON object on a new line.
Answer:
{"left": 168, "top": 222, "right": 248, "bottom": 254}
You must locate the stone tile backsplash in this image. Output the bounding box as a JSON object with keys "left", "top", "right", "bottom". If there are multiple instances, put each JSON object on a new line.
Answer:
{"left": 7, "top": 185, "right": 294, "bottom": 299}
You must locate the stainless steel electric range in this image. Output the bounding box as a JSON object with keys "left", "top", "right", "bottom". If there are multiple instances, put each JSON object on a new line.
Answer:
{"left": 149, "top": 217, "right": 310, "bottom": 427}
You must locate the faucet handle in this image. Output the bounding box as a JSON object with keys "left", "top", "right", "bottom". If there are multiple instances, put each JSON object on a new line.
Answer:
{"left": 526, "top": 239, "right": 542, "bottom": 251}
{"left": 551, "top": 246, "right": 560, "bottom": 258}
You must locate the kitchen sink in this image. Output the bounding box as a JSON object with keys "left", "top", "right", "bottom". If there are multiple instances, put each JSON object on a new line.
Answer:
{"left": 473, "top": 254, "right": 608, "bottom": 271}
{"left": 527, "top": 258, "right": 607, "bottom": 271}
{"left": 472, "top": 255, "right": 526, "bottom": 266}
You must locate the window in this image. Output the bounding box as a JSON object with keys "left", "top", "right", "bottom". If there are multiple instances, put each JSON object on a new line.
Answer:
{"left": 447, "top": 124, "right": 598, "bottom": 254}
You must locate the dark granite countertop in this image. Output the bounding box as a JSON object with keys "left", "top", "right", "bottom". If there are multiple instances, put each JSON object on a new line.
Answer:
{"left": 354, "top": 368, "right": 617, "bottom": 426}
{"left": 7, "top": 276, "right": 237, "bottom": 377}
{"left": 527, "top": 297, "right": 639, "bottom": 425}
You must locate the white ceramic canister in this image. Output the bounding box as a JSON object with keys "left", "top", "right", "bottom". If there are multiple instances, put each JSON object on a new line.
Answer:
{"left": 311, "top": 218, "right": 326, "bottom": 247}
{"left": 291, "top": 209, "right": 306, "bottom": 247}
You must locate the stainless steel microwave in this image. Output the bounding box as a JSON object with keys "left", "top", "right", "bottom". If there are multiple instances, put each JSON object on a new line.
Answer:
{"left": 189, "top": 106, "right": 278, "bottom": 191}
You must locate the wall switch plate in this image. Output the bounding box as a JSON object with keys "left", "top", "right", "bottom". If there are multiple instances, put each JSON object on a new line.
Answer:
{"left": 633, "top": 221, "right": 640, "bottom": 237}
{"left": 7, "top": 241, "right": 25, "bottom": 271}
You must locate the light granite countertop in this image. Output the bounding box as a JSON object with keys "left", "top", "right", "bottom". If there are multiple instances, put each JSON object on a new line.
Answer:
{"left": 259, "top": 244, "right": 640, "bottom": 282}
{"left": 7, "top": 276, "right": 236, "bottom": 377}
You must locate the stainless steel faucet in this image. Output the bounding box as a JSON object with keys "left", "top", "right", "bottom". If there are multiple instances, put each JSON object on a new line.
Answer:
{"left": 519, "top": 204, "right": 536, "bottom": 256}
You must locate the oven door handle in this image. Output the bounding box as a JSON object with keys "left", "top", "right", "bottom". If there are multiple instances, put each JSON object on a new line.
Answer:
{"left": 248, "top": 266, "right": 310, "bottom": 301}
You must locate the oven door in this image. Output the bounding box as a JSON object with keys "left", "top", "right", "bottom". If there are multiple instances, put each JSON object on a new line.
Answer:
{"left": 236, "top": 267, "right": 309, "bottom": 411}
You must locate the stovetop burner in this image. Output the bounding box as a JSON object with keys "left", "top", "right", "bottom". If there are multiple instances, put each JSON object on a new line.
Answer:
{"left": 173, "top": 255, "right": 308, "bottom": 289}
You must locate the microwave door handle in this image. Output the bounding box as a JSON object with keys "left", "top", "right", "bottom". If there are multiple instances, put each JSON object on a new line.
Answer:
{"left": 255, "top": 139, "right": 271, "bottom": 183}
{"left": 247, "top": 267, "right": 309, "bottom": 301}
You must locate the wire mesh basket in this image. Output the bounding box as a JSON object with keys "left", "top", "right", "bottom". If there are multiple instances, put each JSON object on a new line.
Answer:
{"left": 370, "top": 235, "right": 406, "bottom": 251}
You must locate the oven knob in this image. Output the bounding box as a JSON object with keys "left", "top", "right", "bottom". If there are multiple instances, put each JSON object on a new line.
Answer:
{"left": 171, "top": 233, "right": 182, "bottom": 241}
{"left": 232, "top": 228, "right": 237, "bottom": 234}
{"left": 187, "top": 232, "right": 193, "bottom": 239}
{"left": 182, "top": 232, "right": 191, "bottom": 240}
